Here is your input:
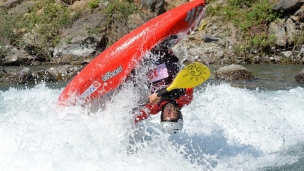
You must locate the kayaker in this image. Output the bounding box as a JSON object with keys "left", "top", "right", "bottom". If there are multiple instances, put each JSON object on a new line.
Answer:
{"left": 133, "top": 44, "right": 194, "bottom": 134}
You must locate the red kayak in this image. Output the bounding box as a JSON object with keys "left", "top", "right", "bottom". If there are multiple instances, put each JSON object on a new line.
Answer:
{"left": 58, "top": 0, "right": 206, "bottom": 106}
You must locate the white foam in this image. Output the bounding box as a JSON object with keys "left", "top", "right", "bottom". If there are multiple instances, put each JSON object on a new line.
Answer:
{"left": 0, "top": 83, "right": 304, "bottom": 170}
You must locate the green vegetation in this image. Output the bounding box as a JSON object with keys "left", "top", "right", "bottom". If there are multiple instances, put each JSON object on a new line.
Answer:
{"left": 0, "top": 0, "right": 81, "bottom": 60}
{"left": 207, "top": 0, "right": 282, "bottom": 55}
{"left": 104, "top": 0, "right": 137, "bottom": 21}
{"left": 0, "top": 0, "right": 138, "bottom": 61}
{"left": 0, "top": 9, "right": 23, "bottom": 58}
{"left": 88, "top": 0, "right": 137, "bottom": 20}
{"left": 294, "top": 31, "right": 304, "bottom": 51}
{"left": 88, "top": 0, "right": 101, "bottom": 10}
{"left": 208, "top": 0, "right": 280, "bottom": 30}
{"left": 87, "top": 0, "right": 138, "bottom": 46}
{"left": 1, "top": 0, "right": 302, "bottom": 65}
{"left": 23, "top": 0, "right": 81, "bottom": 55}
{"left": 102, "top": 0, "right": 138, "bottom": 46}
{"left": 249, "top": 33, "right": 276, "bottom": 49}
{"left": 227, "top": 0, "right": 255, "bottom": 8}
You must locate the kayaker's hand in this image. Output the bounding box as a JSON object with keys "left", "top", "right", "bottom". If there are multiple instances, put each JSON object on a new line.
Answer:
{"left": 148, "top": 93, "right": 161, "bottom": 104}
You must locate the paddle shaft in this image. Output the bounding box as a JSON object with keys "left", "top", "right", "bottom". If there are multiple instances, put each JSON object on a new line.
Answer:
{"left": 132, "top": 62, "right": 210, "bottom": 111}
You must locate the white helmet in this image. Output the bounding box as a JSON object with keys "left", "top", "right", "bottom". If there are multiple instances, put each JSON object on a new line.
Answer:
{"left": 161, "top": 119, "right": 183, "bottom": 134}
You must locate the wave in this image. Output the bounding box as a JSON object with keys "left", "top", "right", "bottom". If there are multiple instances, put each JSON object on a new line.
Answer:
{"left": 0, "top": 83, "right": 304, "bottom": 170}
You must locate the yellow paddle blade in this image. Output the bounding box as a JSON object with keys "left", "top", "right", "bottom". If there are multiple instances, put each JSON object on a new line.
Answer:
{"left": 167, "top": 62, "right": 210, "bottom": 91}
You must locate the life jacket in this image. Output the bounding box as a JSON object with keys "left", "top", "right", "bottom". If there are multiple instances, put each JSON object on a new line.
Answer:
{"left": 134, "top": 88, "right": 193, "bottom": 123}
{"left": 147, "top": 49, "right": 181, "bottom": 93}
{"left": 134, "top": 46, "right": 193, "bottom": 123}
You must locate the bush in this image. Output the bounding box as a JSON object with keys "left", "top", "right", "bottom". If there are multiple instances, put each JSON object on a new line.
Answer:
{"left": 207, "top": 0, "right": 282, "bottom": 55}
{"left": 0, "top": 0, "right": 81, "bottom": 60}
{"left": 88, "top": 0, "right": 101, "bottom": 10}
{"left": 0, "top": 9, "right": 24, "bottom": 59}
{"left": 24, "top": 0, "right": 81, "bottom": 49}
{"left": 104, "top": 0, "right": 137, "bottom": 21}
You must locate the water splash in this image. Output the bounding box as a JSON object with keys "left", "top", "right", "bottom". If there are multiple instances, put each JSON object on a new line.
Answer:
{"left": 0, "top": 82, "right": 304, "bottom": 171}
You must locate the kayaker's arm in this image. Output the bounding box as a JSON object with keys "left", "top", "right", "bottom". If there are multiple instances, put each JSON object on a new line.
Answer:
{"left": 148, "top": 88, "right": 185, "bottom": 104}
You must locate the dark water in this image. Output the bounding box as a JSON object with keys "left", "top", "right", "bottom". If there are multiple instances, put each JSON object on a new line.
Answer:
{"left": 0, "top": 65, "right": 69, "bottom": 91}
{"left": 1, "top": 64, "right": 304, "bottom": 93}
{"left": 208, "top": 64, "right": 304, "bottom": 91}
{"left": 1, "top": 64, "right": 304, "bottom": 92}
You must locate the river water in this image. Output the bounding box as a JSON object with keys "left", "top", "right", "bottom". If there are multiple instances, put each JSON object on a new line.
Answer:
{"left": 0, "top": 64, "right": 304, "bottom": 171}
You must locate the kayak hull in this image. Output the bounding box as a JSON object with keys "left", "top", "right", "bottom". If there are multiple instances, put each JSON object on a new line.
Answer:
{"left": 58, "top": 0, "right": 206, "bottom": 106}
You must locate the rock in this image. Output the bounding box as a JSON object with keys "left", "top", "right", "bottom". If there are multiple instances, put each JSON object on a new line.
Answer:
{"left": 60, "top": 0, "right": 78, "bottom": 5}
{"left": 282, "top": 51, "right": 293, "bottom": 57}
{"left": 2, "top": 47, "right": 32, "bottom": 66}
{"left": 294, "top": 5, "right": 304, "bottom": 22}
{"left": 127, "top": 12, "right": 156, "bottom": 31}
{"left": 268, "top": 19, "right": 287, "bottom": 47}
{"left": 20, "top": 73, "right": 35, "bottom": 84}
{"left": 47, "top": 65, "right": 83, "bottom": 81}
{"left": 202, "top": 35, "right": 219, "bottom": 43}
{"left": 141, "top": 0, "right": 165, "bottom": 15}
{"left": 3, "top": 0, "right": 25, "bottom": 8}
{"left": 53, "top": 12, "right": 107, "bottom": 58}
{"left": 1, "top": 74, "right": 22, "bottom": 83}
{"left": 36, "top": 70, "right": 58, "bottom": 82}
{"left": 1, "top": 0, "right": 303, "bottom": 68}
{"left": 18, "top": 67, "right": 31, "bottom": 76}
{"left": 69, "top": 0, "right": 91, "bottom": 10}
{"left": 8, "top": 1, "right": 36, "bottom": 14}
{"left": 286, "top": 18, "right": 297, "bottom": 45}
{"left": 215, "top": 64, "right": 254, "bottom": 80}
{"left": 295, "top": 68, "right": 304, "bottom": 83}
{"left": 272, "top": 0, "right": 304, "bottom": 13}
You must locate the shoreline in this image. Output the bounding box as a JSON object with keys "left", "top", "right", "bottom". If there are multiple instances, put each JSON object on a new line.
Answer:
{"left": 1, "top": 64, "right": 303, "bottom": 91}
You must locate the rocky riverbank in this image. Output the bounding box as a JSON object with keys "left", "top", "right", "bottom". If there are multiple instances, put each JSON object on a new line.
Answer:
{"left": 0, "top": 0, "right": 304, "bottom": 85}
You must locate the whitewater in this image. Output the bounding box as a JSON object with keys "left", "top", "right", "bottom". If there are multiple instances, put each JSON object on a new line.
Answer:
{"left": 1, "top": 66, "right": 304, "bottom": 170}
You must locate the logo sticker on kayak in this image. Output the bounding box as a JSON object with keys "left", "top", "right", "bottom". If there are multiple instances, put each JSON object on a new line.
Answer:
{"left": 147, "top": 64, "right": 169, "bottom": 83}
{"left": 102, "top": 65, "right": 123, "bottom": 82}
{"left": 80, "top": 81, "right": 101, "bottom": 99}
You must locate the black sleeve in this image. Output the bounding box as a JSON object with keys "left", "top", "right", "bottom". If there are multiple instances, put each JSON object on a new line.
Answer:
{"left": 157, "top": 88, "right": 185, "bottom": 100}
